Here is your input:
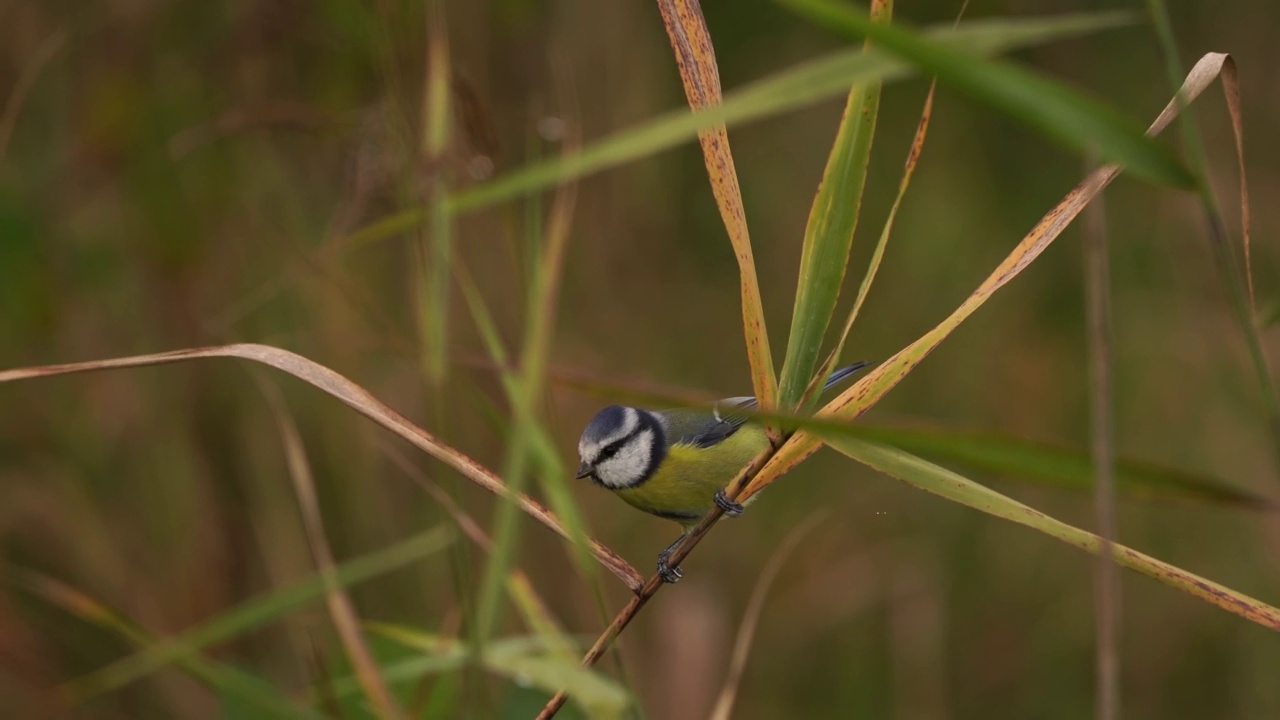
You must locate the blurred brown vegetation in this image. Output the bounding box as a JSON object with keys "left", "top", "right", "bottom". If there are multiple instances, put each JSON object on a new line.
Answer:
{"left": 1, "top": 0, "right": 1278, "bottom": 717}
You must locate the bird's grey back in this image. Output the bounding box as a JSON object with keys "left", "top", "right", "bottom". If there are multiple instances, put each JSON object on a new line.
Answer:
{"left": 660, "top": 363, "right": 870, "bottom": 449}
{"left": 661, "top": 399, "right": 753, "bottom": 449}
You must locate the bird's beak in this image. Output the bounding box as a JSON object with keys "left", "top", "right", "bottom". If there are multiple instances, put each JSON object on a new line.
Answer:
{"left": 575, "top": 462, "right": 592, "bottom": 479}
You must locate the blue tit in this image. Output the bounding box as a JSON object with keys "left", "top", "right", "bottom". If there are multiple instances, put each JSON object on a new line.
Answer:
{"left": 576, "top": 361, "right": 871, "bottom": 582}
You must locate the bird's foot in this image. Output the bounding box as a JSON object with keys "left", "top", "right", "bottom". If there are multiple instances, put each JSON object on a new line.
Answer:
{"left": 656, "top": 548, "right": 683, "bottom": 584}
{"left": 715, "top": 488, "right": 745, "bottom": 517}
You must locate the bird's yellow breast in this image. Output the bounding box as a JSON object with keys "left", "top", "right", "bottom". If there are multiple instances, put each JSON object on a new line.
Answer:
{"left": 613, "top": 424, "right": 769, "bottom": 528}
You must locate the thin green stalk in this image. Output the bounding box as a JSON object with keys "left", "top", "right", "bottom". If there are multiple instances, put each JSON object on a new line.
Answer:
{"left": 420, "top": 0, "right": 454, "bottom": 387}
{"left": 474, "top": 123, "right": 581, "bottom": 648}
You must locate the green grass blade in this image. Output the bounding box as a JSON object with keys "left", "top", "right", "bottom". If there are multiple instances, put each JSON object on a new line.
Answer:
{"left": 418, "top": 0, "right": 454, "bottom": 386}
{"left": 457, "top": 261, "right": 633, "bottom": 593}
{"left": 853, "top": 423, "right": 1272, "bottom": 509}
{"left": 442, "top": 12, "right": 1132, "bottom": 216}
{"left": 62, "top": 526, "right": 454, "bottom": 702}
{"left": 781, "top": 0, "right": 1194, "bottom": 187}
{"left": 471, "top": 161, "right": 601, "bottom": 647}
{"left": 9, "top": 570, "right": 320, "bottom": 719}
{"left": 505, "top": 573, "right": 580, "bottom": 665}
{"left": 815, "top": 85, "right": 933, "bottom": 400}
{"left": 802, "top": 64, "right": 937, "bottom": 410}
{"left": 367, "top": 625, "right": 628, "bottom": 717}
{"left": 778, "top": 0, "right": 890, "bottom": 411}
{"left": 820, "top": 435, "right": 1280, "bottom": 631}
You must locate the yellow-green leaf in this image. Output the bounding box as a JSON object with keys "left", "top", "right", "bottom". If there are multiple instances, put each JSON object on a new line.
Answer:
{"left": 854, "top": 423, "right": 1272, "bottom": 509}
{"left": 779, "top": 0, "right": 890, "bottom": 411}
{"left": 821, "top": 434, "right": 1280, "bottom": 631}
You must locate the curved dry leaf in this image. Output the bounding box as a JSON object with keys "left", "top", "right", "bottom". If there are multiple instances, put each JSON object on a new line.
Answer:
{"left": 0, "top": 344, "right": 644, "bottom": 592}
{"left": 1217, "top": 56, "right": 1253, "bottom": 312}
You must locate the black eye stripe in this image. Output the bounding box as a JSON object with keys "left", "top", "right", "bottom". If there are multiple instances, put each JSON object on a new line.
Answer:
{"left": 595, "top": 429, "right": 641, "bottom": 464}
{"left": 593, "top": 430, "right": 634, "bottom": 458}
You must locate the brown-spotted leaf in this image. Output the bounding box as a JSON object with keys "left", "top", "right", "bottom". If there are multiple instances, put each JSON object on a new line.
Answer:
{"left": 823, "top": 435, "right": 1280, "bottom": 632}
{"left": 656, "top": 0, "right": 777, "bottom": 415}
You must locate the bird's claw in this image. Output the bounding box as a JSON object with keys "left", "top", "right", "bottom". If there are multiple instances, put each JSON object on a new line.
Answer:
{"left": 715, "top": 488, "right": 745, "bottom": 517}
{"left": 656, "top": 550, "right": 683, "bottom": 584}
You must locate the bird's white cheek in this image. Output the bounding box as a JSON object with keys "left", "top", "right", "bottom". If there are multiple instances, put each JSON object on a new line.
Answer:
{"left": 596, "top": 431, "right": 654, "bottom": 489}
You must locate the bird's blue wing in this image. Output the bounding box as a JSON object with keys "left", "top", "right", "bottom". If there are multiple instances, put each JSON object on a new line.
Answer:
{"left": 663, "top": 397, "right": 754, "bottom": 449}
{"left": 690, "top": 398, "right": 754, "bottom": 448}
{"left": 680, "top": 362, "right": 871, "bottom": 447}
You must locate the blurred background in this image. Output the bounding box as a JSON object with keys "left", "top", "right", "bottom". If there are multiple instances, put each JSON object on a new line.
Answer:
{"left": 2, "top": 0, "right": 1278, "bottom": 717}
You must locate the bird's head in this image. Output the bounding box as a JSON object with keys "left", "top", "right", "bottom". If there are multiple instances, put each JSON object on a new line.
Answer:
{"left": 576, "top": 405, "right": 666, "bottom": 489}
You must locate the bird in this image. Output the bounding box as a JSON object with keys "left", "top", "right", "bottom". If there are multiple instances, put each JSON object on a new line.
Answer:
{"left": 575, "top": 361, "right": 872, "bottom": 583}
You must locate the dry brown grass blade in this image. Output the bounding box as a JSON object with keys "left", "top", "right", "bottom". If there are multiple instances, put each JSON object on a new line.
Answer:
{"left": 1217, "top": 57, "right": 1254, "bottom": 313}
{"left": 741, "top": 52, "right": 1240, "bottom": 501}
{"left": 655, "top": 0, "right": 778, "bottom": 418}
{"left": 708, "top": 513, "right": 827, "bottom": 720}
{"left": 259, "top": 380, "right": 403, "bottom": 720}
{"left": 0, "top": 344, "right": 644, "bottom": 592}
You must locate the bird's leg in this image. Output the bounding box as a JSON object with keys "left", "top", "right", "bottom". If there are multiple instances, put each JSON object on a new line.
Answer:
{"left": 656, "top": 533, "right": 687, "bottom": 583}
{"left": 714, "top": 488, "right": 745, "bottom": 517}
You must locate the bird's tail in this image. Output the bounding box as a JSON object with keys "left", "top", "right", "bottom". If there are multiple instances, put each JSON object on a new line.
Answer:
{"left": 731, "top": 361, "right": 874, "bottom": 412}
{"left": 821, "top": 360, "right": 874, "bottom": 393}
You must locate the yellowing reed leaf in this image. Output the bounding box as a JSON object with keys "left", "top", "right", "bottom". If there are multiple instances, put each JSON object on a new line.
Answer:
{"left": 656, "top": 0, "right": 778, "bottom": 415}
